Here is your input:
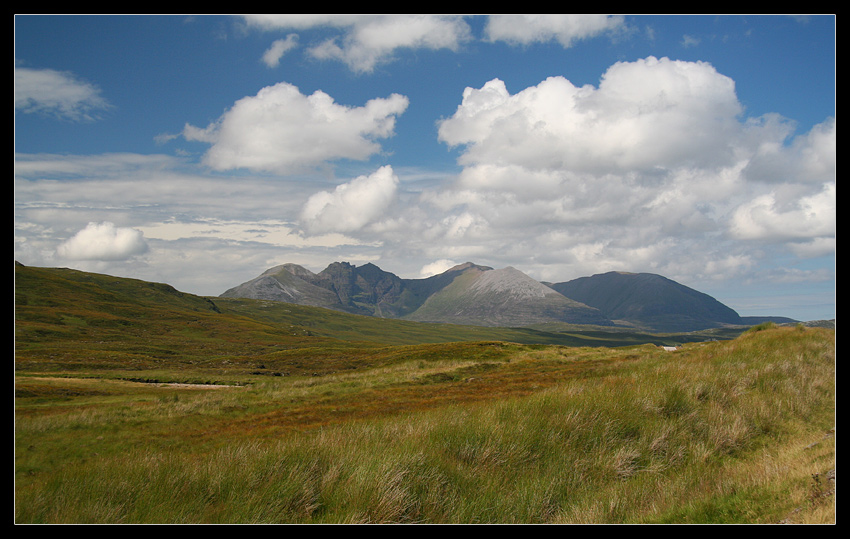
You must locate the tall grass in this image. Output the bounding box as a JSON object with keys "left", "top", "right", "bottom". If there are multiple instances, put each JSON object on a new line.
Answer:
{"left": 15, "top": 326, "right": 834, "bottom": 523}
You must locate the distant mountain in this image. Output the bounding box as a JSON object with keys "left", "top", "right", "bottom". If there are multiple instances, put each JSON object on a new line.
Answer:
{"left": 222, "top": 261, "right": 611, "bottom": 328}
{"left": 403, "top": 266, "right": 611, "bottom": 327}
{"left": 221, "top": 262, "right": 775, "bottom": 332}
{"left": 220, "top": 263, "right": 343, "bottom": 311}
{"left": 548, "top": 271, "right": 747, "bottom": 333}
{"left": 221, "top": 261, "right": 488, "bottom": 319}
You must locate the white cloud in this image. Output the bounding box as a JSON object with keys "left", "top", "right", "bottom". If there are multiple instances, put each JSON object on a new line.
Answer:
{"left": 796, "top": 117, "right": 837, "bottom": 181}
{"left": 14, "top": 152, "right": 180, "bottom": 179}
{"left": 743, "top": 116, "right": 836, "bottom": 184}
{"left": 182, "top": 82, "right": 408, "bottom": 173}
{"left": 14, "top": 153, "right": 389, "bottom": 294}
{"left": 243, "top": 14, "right": 472, "bottom": 73}
{"left": 419, "top": 259, "right": 458, "bottom": 278}
{"left": 438, "top": 57, "right": 743, "bottom": 174}
{"left": 262, "top": 34, "right": 299, "bottom": 67}
{"left": 681, "top": 34, "right": 701, "bottom": 47}
{"left": 139, "top": 218, "right": 361, "bottom": 250}
{"left": 14, "top": 50, "right": 834, "bottom": 312}
{"left": 56, "top": 222, "right": 148, "bottom": 261}
{"left": 484, "top": 14, "right": 625, "bottom": 47}
{"left": 729, "top": 183, "right": 836, "bottom": 244}
{"left": 300, "top": 165, "right": 399, "bottom": 233}
{"left": 786, "top": 237, "right": 836, "bottom": 258}
{"left": 15, "top": 65, "right": 111, "bottom": 121}
{"left": 427, "top": 55, "right": 835, "bottom": 284}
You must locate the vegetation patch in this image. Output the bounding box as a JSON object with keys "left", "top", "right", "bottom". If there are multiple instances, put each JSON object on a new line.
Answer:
{"left": 14, "top": 264, "right": 835, "bottom": 523}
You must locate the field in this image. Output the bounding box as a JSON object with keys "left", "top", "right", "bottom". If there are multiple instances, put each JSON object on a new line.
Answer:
{"left": 14, "top": 264, "right": 835, "bottom": 524}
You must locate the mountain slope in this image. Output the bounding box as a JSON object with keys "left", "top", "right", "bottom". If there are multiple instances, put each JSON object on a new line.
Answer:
{"left": 15, "top": 261, "right": 221, "bottom": 316}
{"left": 309, "top": 261, "right": 415, "bottom": 318}
{"left": 220, "top": 263, "right": 342, "bottom": 310}
{"left": 14, "top": 261, "right": 335, "bottom": 371}
{"left": 221, "top": 262, "right": 763, "bottom": 331}
{"left": 222, "top": 261, "right": 613, "bottom": 328}
{"left": 549, "top": 271, "right": 743, "bottom": 332}
{"left": 404, "top": 266, "right": 611, "bottom": 327}
{"left": 222, "top": 261, "right": 446, "bottom": 318}
{"left": 16, "top": 262, "right": 705, "bottom": 365}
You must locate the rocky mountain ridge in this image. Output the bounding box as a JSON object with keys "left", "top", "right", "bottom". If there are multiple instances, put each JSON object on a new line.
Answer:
{"left": 221, "top": 261, "right": 795, "bottom": 332}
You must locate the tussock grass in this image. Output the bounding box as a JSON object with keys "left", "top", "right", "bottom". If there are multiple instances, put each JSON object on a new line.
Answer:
{"left": 16, "top": 326, "right": 834, "bottom": 524}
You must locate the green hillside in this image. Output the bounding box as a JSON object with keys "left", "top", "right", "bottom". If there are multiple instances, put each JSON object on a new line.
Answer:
{"left": 16, "top": 263, "right": 721, "bottom": 376}
{"left": 15, "top": 262, "right": 834, "bottom": 524}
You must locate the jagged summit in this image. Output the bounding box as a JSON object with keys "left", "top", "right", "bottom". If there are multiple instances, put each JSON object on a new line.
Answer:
{"left": 221, "top": 261, "right": 753, "bottom": 331}
{"left": 221, "top": 260, "right": 605, "bottom": 326}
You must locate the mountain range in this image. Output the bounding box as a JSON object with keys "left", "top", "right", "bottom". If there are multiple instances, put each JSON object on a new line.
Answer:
{"left": 220, "top": 262, "right": 795, "bottom": 332}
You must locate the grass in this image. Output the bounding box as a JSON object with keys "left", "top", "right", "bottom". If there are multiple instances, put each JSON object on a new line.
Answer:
{"left": 14, "top": 263, "right": 835, "bottom": 523}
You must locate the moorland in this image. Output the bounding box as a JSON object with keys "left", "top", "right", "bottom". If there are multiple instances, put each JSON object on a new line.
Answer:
{"left": 14, "top": 262, "right": 835, "bottom": 524}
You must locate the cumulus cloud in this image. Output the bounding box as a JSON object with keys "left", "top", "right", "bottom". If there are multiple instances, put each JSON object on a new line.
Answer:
{"left": 262, "top": 34, "right": 298, "bottom": 67}
{"left": 14, "top": 64, "right": 111, "bottom": 121}
{"left": 56, "top": 222, "right": 148, "bottom": 261}
{"left": 484, "top": 14, "right": 625, "bottom": 47}
{"left": 300, "top": 165, "right": 399, "bottom": 233}
{"left": 182, "top": 82, "right": 408, "bottom": 173}
{"left": 743, "top": 116, "right": 836, "bottom": 184}
{"left": 729, "top": 183, "right": 836, "bottom": 243}
{"left": 438, "top": 57, "right": 743, "bottom": 174}
{"left": 243, "top": 14, "right": 472, "bottom": 73}
{"left": 15, "top": 49, "right": 834, "bottom": 306}
{"left": 426, "top": 55, "right": 835, "bottom": 282}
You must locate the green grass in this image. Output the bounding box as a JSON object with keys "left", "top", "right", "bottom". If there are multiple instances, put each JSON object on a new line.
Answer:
{"left": 14, "top": 263, "right": 835, "bottom": 523}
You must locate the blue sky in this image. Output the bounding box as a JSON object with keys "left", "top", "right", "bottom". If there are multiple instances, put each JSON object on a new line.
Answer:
{"left": 14, "top": 15, "right": 835, "bottom": 321}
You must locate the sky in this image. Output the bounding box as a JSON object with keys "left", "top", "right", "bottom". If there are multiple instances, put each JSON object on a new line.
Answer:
{"left": 14, "top": 14, "right": 836, "bottom": 322}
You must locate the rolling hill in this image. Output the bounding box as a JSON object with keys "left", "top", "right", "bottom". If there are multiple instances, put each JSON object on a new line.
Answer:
{"left": 15, "top": 261, "right": 725, "bottom": 366}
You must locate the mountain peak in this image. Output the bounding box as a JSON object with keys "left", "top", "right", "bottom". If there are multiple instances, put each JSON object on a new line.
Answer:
{"left": 446, "top": 261, "right": 493, "bottom": 273}
{"left": 406, "top": 264, "right": 610, "bottom": 327}
{"left": 222, "top": 261, "right": 747, "bottom": 331}
{"left": 469, "top": 266, "right": 559, "bottom": 300}
{"left": 550, "top": 271, "right": 742, "bottom": 332}
{"left": 261, "top": 263, "right": 315, "bottom": 279}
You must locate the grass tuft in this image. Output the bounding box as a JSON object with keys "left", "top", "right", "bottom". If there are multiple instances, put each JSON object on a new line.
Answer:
{"left": 15, "top": 265, "right": 834, "bottom": 523}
